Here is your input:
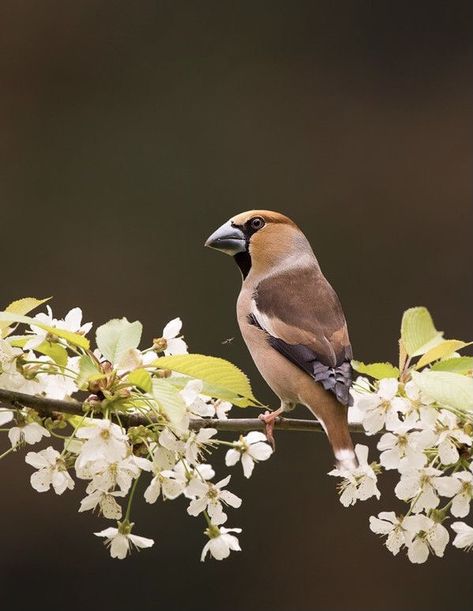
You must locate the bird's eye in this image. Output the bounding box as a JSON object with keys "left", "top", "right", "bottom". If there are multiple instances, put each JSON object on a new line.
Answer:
{"left": 250, "top": 217, "right": 265, "bottom": 231}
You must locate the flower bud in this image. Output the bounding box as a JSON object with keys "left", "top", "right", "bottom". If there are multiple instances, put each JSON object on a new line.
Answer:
{"left": 152, "top": 337, "right": 167, "bottom": 352}
{"left": 83, "top": 394, "right": 103, "bottom": 410}
{"left": 155, "top": 369, "right": 172, "bottom": 378}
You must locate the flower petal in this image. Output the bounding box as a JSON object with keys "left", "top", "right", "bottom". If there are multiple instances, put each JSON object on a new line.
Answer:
{"left": 162, "top": 318, "right": 182, "bottom": 339}
{"left": 225, "top": 449, "right": 241, "bottom": 467}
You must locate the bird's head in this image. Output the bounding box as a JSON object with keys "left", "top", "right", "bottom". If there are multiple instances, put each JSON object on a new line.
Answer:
{"left": 205, "top": 210, "right": 315, "bottom": 278}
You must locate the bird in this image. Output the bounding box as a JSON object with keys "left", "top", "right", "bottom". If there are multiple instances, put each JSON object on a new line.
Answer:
{"left": 205, "top": 210, "right": 357, "bottom": 470}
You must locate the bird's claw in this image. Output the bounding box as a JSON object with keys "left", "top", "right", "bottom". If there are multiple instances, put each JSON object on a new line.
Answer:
{"left": 259, "top": 410, "right": 277, "bottom": 449}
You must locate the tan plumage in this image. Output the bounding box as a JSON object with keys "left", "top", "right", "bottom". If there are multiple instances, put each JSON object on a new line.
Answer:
{"left": 205, "top": 210, "right": 357, "bottom": 469}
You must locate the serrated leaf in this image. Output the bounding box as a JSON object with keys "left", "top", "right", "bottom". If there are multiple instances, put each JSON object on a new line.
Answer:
{"left": 127, "top": 368, "right": 152, "bottom": 393}
{"left": 416, "top": 340, "right": 472, "bottom": 369}
{"left": 5, "top": 297, "right": 51, "bottom": 316}
{"left": 431, "top": 357, "right": 473, "bottom": 375}
{"left": 76, "top": 354, "right": 101, "bottom": 389}
{"left": 95, "top": 318, "right": 142, "bottom": 365}
{"left": 10, "top": 334, "right": 70, "bottom": 368}
{"left": 351, "top": 360, "right": 399, "bottom": 379}
{"left": 0, "top": 312, "right": 90, "bottom": 349}
{"left": 411, "top": 370, "right": 473, "bottom": 411}
{"left": 152, "top": 354, "right": 260, "bottom": 407}
{"left": 401, "top": 307, "right": 444, "bottom": 357}
{"left": 0, "top": 297, "right": 51, "bottom": 336}
{"left": 35, "top": 341, "right": 69, "bottom": 367}
{"left": 152, "top": 378, "right": 188, "bottom": 433}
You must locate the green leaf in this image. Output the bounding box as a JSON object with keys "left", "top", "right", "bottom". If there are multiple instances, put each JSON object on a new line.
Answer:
{"left": 95, "top": 318, "right": 142, "bottom": 365}
{"left": 351, "top": 360, "right": 400, "bottom": 379}
{"left": 35, "top": 341, "right": 69, "bottom": 367}
{"left": 152, "top": 378, "right": 188, "bottom": 433}
{"left": 431, "top": 357, "right": 473, "bottom": 375}
{"left": 411, "top": 370, "right": 473, "bottom": 411}
{"left": 5, "top": 297, "right": 51, "bottom": 315}
{"left": 152, "top": 354, "right": 260, "bottom": 407}
{"left": 127, "top": 368, "right": 152, "bottom": 393}
{"left": 76, "top": 354, "right": 101, "bottom": 389}
{"left": 9, "top": 337, "right": 28, "bottom": 348}
{"left": 416, "top": 340, "right": 472, "bottom": 369}
{"left": 0, "top": 312, "right": 90, "bottom": 349}
{"left": 0, "top": 297, "right": 51, "bottom": 335}
{"left": 400, "top": 306, "right": 444, "bottom": 357}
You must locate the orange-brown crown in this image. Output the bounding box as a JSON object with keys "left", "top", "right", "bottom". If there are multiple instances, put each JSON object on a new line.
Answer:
{"left": 231, "top": 210, "right": 298, "bottom": 229}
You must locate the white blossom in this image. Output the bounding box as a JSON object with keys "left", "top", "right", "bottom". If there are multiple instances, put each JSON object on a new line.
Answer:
{"left": 54, "top": 307, "right": 92, "bottom": 336}
{"left": 201, "top": 526, "right": 242, "bottom": 561}
{"left": 24, "top": 307, "right": 91, "bottom": 351}
{"left": 0, "top": 408, "right": 14, "bottom": 426}
{"left": 225, "top": 431, "right": 273, "bottom": 478}
{"left": 403, "top": 514, "right": 449, "bottom": 563}
{"left": 0, "top": 339, "right": 22, "bottom": 374}
{"left": 451, "top": 522, "right": 473, "bottom": 551}
{"left": 369, "top": 512, "right": 406, "bottom": 555}
{"left": 172, "top": 461, "right": 215, "bottom": 499}
{"left": 401, "top": 380, "right": 438, "bottom": 429}
{"left": 158, "top": 428, "right": 184, "bottom": 455}
{"left": 146, "top": 444, "right": 179, "bottom": 473}
{"left": 445, "top": 471, "right": 473, "bottom": 518}
{"left": 187, "top": 475, "right": 241, "bottom": 525}
{"left": 79, "top": 489, "right": 125, "bottom": 519}
{"left": 180, "top": 379, "right": 215, "bottom": 418}
{"left": 23, "top": 306, "right": 56, "bottom": 350}
{"left": 377, "top": 426, "right": 435, "bottom": 472}
{"left": 214, "top": 400, "right": 232, "bottom": 420}
{"left": 0, "top": 368, "right": 41, "bottom": 396}
{"left": 95, "top": 525, "right": 154, "bottom": 559}
{"left": 356, "top": 378, "right": 407, "bottom": 434}
{"left": 395, "top": 467, "right": 459, "bottom": 513}
{"left": 184, "top": 428, "right": 217, "bottom": 465}
{"left": 144, "top": 467, "right": 186, "bottom": 503}
{"left": 9, "top": 421, "right": 50, "bottom": 447}
{"left": 76, "top": 454, "right": 152, "bottom": 494}
{"left": 116, "top": 347, "right": 156, "bottom": 373}
{"left": 25, "top": 447, "right": 74, "bottom": 494}
{"left": 179, "top": 384, "right": 233, "bottom": 419}
{"left": 75, "top": 419, "right": 129, "bottom": 467}
{"left": 434, "top": 410, "right": 472, "bottom": 465}
{"left": 161, "top": 318, "right": 188, "bottom": 356}
{"left": 36, "top": 366, "right": 78, "bottom": 400}
{"left": 329, "top": 444, "right": 380, "bottom": 507}
{"left": 348, "top": 376, "right": 371, "bottom": 424}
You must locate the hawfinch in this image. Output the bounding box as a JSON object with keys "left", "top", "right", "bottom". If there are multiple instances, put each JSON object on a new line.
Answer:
{"left": 205, "top": 210, "right": 356, "bottom": 469}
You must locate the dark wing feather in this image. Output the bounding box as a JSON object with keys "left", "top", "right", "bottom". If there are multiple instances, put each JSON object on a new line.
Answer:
{"left": 251, "top": 266, "right": 353, "bottom": 405}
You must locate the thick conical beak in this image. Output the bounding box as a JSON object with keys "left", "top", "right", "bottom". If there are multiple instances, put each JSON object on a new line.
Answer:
{"left": 204, "top": 220, "right": 246, "bottom": 255}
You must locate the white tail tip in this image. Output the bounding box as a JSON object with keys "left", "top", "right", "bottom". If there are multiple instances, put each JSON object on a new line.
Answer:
{"left": 335, "top": 448, "right": 358, "bottom": 471}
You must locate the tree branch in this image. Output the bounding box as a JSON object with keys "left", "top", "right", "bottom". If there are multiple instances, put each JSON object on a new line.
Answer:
{"left": 0, "top": 388, "right": 365, "bottom": 434}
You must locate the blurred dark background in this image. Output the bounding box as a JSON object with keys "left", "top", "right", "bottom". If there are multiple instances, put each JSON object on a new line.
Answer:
{"left": 0, "top": 2, "right": 472, "bottom": 610}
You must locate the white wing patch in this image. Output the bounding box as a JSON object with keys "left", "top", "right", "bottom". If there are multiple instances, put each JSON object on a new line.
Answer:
{"left": 250, "top": 298, "right": 282, "bottom": 339}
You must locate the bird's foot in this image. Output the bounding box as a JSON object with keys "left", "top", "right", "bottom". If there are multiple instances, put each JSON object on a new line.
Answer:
{"left": 258, "top": 409, "right": 283, "bottom": 449}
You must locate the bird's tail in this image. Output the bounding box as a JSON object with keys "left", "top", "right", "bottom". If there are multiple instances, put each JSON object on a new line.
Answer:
{"left": 333, "top": 447, "right": 358, "bottom": 471}
{"left": 300, "top": 385, "right": 359, "bottom": 471}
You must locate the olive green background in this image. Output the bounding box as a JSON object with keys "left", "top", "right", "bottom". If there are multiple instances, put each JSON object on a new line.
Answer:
{"left": 0, "top": 2, "right": 472, "bottom": 610}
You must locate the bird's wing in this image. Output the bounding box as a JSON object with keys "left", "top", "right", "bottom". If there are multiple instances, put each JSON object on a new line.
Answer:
{"left": 250, "top": 266, "right": 353, "bottom": 405}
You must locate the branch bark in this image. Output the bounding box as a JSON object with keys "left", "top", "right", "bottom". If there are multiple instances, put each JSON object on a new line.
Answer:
{"left": 0, "top": 387, "right": 365, "bottom": 434}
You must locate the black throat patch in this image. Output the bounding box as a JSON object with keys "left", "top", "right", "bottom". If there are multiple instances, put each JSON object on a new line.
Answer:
{"left": 234, "top": 251, "right": 252, "bottom": 279}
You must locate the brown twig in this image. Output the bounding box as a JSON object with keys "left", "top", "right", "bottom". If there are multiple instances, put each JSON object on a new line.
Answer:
{"left": 0, "top": 387, "right": 365, "bottom": 434}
